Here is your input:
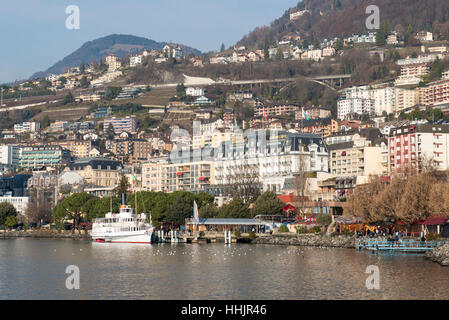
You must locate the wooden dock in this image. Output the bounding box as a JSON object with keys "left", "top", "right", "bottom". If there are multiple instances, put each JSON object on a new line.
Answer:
{"left": 357, "top": 239, "right": 448, "bottom": 253}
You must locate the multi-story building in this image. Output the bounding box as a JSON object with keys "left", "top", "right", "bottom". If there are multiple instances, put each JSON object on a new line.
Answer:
{"left": 337, "top": 98, "right": 375, "bottom": 120}
{"left": 19, "top": 146, "right": 71, "bottom": 169}
{"left": 328, "top": 130, "right": 387, "bottom": 178}
{"left": 0, "top": 174, "right": 31, "bottom": 197}
{"left": 107, "top": 139, "right": 152, "bottom": 163}
{"left": 295, "top": 107, "right": 332, "bottom": 120}
{"left": 186, "top": 87, "right": 206, "bottom": 97}
{"left": 64, "top": 157, "right": 123, "bottom": 187}
{"left": 0, "top": 196, "right": 29, "bottom": 216}
{"left": 423, "top": 80, "right": 449, "bottom": 107}
{"left": 104, "top": 116, "right": 137, "bottom": 134}
{"left": 130, "top": 54, "right": 143, "bottom": 67}
{"left": 76, "top": 92, "right": 104, "bottom": 103}
{"left": 395, "top": 63, "right": 429, "bottom": 86}
{"left": 255, "top": 105, "right": 299, "bottom": 117}
{"left": 51, "top": 140, "right": 92, "bottom": 159}
{"left": 105, "top": 54, "right": 122, "bottom": 72}
{"left": 141, "top": 156, "right": 215, "bottom": 193}
{"left": 388, "top": 124, "right": 449, "bottom": 174}
{"left": 214, "top": 131, "right": 329, "bottom": 193}
{"left": 0, "top": 145, "right": 20, "bottom": 170}
{"left": 396, "top": 88, "right": 419, "bottom": 112}
{"left": 14, "top": 122, "right": 40, "bottom": 134}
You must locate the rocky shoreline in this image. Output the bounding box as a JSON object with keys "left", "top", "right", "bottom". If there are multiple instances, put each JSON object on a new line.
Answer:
{"left": 426, "top": 243, "right": 449, "bottom": 266}
{"left": 0, "top": 230, "right": 91, "bottom": 240}
{"left": 251, "top": 233, "right": 356, "bottom": 248}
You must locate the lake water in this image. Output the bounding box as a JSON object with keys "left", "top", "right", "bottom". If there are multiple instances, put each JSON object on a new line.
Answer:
{"left": 1, "top": 238, "right": 449, "bottom": 300}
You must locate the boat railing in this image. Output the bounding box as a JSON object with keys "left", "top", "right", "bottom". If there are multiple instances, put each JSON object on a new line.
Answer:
{"left": 358, "top": 238, "right": 448, "bottom": 251}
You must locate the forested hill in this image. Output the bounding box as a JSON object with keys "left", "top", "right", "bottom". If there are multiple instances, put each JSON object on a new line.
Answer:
{"left": 31, "top": 34, "right": 201, "bottom": 79}
{"left": 237, "top": 0, "right": 449, "bottom": 49}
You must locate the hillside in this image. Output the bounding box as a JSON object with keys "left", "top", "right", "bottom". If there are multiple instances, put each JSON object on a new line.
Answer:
{"left": 31, "top": 34, "right": 201, "bottom": 79}
{"left": 237, "top": 0, "right": 449, "bottom": 49}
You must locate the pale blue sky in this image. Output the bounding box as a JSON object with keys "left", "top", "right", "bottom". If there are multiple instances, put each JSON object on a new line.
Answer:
{"left": 0, "top": 0, "right": 300, "bottom": 84}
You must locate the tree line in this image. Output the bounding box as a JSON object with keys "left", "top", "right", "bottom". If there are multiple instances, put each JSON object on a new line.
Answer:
{"left": 345, "top": 166, "right": 449, "bottom": 224}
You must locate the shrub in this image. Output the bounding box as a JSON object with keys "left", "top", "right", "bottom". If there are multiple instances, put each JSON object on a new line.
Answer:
{"left": 308, "top": 226, "right": 322, "bottom": 234}
{"left": 248, "top": 231, "right": 256, "bottom": 240}
{"left": 297, "top": 226, "right": 307, "bottom": 234}
{"left": 199, "top": 231, "right": 205, "bottom": 237}
{"left": 342, "top": 230, "right": 355, "bottom": 236}
{"left": 316, "top": 214, "right": 332, "bottom": 226}
{"left": 234, "top": 230, "right": 241, "bottom": 237}
{"left": 279, "top": 224, "right": 289, "bottom": 233}
{"left": 426, "top": 233, "right": 442, "bottom": 241}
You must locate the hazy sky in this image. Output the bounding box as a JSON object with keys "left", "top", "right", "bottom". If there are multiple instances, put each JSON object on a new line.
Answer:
{"left": 0, "top": 0, "right": 300, "bottom": 84}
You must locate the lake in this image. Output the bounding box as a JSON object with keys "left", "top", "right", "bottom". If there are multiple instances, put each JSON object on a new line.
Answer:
{"left": 1, "top": 238, "right": 448, "bottom": 300}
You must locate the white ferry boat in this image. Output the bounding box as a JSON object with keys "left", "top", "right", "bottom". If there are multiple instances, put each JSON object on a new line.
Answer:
{"left": 91, "top": 200, "right": 154, "bottom": 244}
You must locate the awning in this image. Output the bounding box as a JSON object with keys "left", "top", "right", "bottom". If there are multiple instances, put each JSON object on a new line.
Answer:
{"left": 199, "top": 177, "right": 208, "bottom": 181}
{"left": 423, "top": 215, "right": 449, "bottom": 226}
{"left": 176, "top": 172, "right": 183, "bottom": 176}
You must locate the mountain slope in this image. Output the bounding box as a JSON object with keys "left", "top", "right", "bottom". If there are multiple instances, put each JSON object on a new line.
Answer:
{"left": 32, "top": 34, "right": 201, "bottom": 79}
{"left": 237, "top": 0, "right": 449, "bottom": 49}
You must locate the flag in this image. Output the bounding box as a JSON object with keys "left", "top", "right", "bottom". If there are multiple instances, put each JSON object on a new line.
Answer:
{"left": 149, "top": 213, "right": 153, "bottom": 225}
{"left": 302, "top": 107, "right": 309, "bottom": 121}
{"left": 234, "top": 118, "right": 239, "bottom": 129}
{"left": 132, "top": 175, "right": 136, "bottom": 194}
{"left": 263, "top": 108, "right": 268, "bottom": 121}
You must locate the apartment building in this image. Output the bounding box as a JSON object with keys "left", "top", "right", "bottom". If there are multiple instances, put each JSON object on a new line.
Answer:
{"left": 337, "top": 98, "right": 375, "bottom": 120}
{"left": 106, "top": 139, "right": 152, "bottom": 163}
{"left": 104, "top": 116, "right": 137, "bottom": 134}
{"left": 14, "top": 122, "right": 40, "bottom": 134}
{"left": 65, "top": 157, "right": 123, "bottom": 187}
{"left": 19, "top": 146, "right": 71, "bottom": 169}
{"left": 328, "top": 131, "right": 387, "bottom": 178}
{"left": 388, "top": 124, "right": 449, "bottom": 174}
{"left": 0, "top": 145, "right": 20, "bottom": 169}
{"left": 423, "top": 80, "right": 449, "bottom": 107}
{"left": 396, "top": 88, "right": 420, "bottom": 112}
{"left": 130, "top": 54, "right": 143, "bottom": 67}
{"left": 0, "top": 196, "right": 29, "bottom": 216}
{"left": 255, "top": 105, "right": 299, "bottom": 117}
{"left": 141, "top": 157, "right": 215, "bottom": 193}
{"left": 50, "top": 140, "right": 92, "bottom": 159}
{"left": 395, "top": 63, "right": 429, "bottom": 86}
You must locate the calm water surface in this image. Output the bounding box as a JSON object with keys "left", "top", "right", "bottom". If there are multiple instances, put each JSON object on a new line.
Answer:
{"left": 0, "top": 238, "right": 448, "bottom": 300}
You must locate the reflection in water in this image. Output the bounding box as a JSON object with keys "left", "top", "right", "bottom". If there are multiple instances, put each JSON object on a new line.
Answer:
{"left": 0, "top": 238, "right": 448, "bottom": 300}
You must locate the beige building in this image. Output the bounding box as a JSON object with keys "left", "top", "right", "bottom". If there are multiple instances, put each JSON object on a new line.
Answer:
{"left": 395, "top": 88, "right": 419, "bottom": 112}
{"left": 52, "top": 140, "right": 92, "bottom": 159}
{"left": 328, "top": 132, "right": 387, "bottom": 178}
{"left": 65, "top": 157, "right": 123, "bottom": 187}
{"left": 142, "top": 158, "right": 215, "bottom": 193}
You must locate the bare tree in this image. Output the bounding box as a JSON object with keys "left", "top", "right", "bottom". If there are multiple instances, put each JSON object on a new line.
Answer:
{"left": 293, "top": 153, "right": 311, "bottom": 216}
{"left": 227, "top": 160, "right": 262, "bottom": 206}
{"left": 25, "top": 188, "right": 53, "bottom": 226}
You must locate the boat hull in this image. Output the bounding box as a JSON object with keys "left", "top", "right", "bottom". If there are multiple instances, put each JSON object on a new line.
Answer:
{"left": 92, "top": 231, "right": 154, "bottom": 244}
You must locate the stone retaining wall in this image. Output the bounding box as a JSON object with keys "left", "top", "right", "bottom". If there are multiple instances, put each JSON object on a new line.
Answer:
{"left": 426, "top": 243, "right": 449, "bottom": 266}
{"left": 0, "top": 230, "right": 91, "bottom": 240}
{"left": 251, "top": 233, "right": 356, "bottom": 248}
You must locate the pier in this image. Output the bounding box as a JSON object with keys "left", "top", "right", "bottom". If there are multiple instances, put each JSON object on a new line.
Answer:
{"left": 357, "top": 238, "right": 448, "bottom": 253}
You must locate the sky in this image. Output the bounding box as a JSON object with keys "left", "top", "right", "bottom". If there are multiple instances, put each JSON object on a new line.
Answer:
{"left": 0, "top": 0, "right": 300, "bottom": 84}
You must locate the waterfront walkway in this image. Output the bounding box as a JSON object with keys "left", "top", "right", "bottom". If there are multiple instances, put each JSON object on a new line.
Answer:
{"left": 358, "top": 238, "right": 448, "bottom": 253}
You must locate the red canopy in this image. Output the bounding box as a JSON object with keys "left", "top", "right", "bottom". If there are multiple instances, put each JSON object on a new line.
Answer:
{"left": 423, "top": 215, "right": 449, "bottom": 226}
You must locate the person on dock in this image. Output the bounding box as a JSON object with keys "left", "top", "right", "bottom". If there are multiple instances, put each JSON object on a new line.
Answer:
{"left": 394, "top": 232, "right": 399, "bottom": 246}
{"left": 421, "top": 234, "right": 426, "bottom": 246}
